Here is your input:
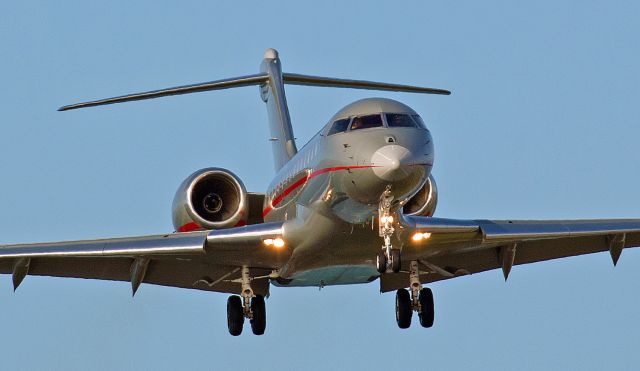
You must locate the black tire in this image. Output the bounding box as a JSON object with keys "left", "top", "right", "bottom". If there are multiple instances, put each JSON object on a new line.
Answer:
{"left": 418, "top": 287, "right": 434, "bottom": 328}
{"left": 250, "top": 295, "right": 267, "bottom": 335}
{"left": 395, "top": 289, "right": 412, "bottom": 329}
{"left": 390, "top": 249, "right": 401, "bottom": 273}
{"left": 227, "top": 295, "right": 244, "bottom": 336}
{"left": 376, "top": 250, "right": 387, "bottom": 273}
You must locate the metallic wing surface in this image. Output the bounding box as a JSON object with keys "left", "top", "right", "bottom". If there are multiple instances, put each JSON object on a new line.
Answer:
{"left": 0, "top": 222, "right": 289, "bottom": 296}
{"left": 380, "top": 216, "right": 640, "bottom": 292}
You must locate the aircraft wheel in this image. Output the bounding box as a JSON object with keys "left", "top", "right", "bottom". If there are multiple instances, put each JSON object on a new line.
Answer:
{"left": 418, "top": 287, "right": 435, "bottom": 328}
{"left": 376, "top": 250, "right": 387, "bottom": 273}
{"left": 250, "top": 295, "right": 266, "bottom": 335}
{"left": 395, "top": 289, "right": 412, "bottom": 329}
{"left": 227, "top": 295, "right": 244, "bottom": 336}
{"left": 390, "top": 249, "right": 401, "bottom": 273}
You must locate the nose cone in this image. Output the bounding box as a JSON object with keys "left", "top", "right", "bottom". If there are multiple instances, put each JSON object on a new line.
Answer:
{"left": 342, "top": 144, "right": 431, "bottom": 205}
{"left": 371, "top": 145, "right": 413, "bottom": 181}
{"left": 368, "top": 144, "right": 432, "bottom": 200}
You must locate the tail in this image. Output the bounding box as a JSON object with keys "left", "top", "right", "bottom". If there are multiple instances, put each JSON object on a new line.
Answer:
{"left": 59, "top": 48, "right": 450, "bottom": 171}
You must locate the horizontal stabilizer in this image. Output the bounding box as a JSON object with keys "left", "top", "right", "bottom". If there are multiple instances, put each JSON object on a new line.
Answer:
{"left": 282, "top": 73, "right": 451, "bottom": 95}
{"left": 59, "top": 72, "right": 450, "bottom": 112}
{"left": 58, "top": 73, "right": 269, "bottom": 111}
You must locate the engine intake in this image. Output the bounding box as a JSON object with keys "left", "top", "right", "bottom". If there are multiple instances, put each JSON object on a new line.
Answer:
{"left": 172, "top": 168, "right": 248, "bottom": 232}
{"left": 403, "top": 175, "right": 438, "bottom": 217}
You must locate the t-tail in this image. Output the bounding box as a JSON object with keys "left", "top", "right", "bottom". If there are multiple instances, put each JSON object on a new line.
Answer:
{"left": 59, "top": 48, "right": 451, "bottom": 171}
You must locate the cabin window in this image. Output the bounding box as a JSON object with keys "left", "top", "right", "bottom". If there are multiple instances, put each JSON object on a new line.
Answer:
{"left": 411, "top": 115, "right": 427, "bottom": 129}
{"left": 327, "top": 118, "right": 350, "bottom": 135}
{"left": 350, "top": 114, "right": 383, "bottom": 131}
{"left": 385, "top": 113, "right": 417, "bottom": 128}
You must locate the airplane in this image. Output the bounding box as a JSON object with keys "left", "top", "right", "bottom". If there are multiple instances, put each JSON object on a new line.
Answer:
{"left": 2, "top": 48, "right": 639, "bottom": 336}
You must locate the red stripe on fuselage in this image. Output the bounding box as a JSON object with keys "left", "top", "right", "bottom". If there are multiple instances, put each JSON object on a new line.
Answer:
{"left": 262, "top": 165, "right": 376, "bottom": 218}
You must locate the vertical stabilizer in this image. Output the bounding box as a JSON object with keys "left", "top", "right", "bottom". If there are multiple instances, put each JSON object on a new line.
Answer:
{"left": 259, "top": 49, "right": 298, "bottom": 171}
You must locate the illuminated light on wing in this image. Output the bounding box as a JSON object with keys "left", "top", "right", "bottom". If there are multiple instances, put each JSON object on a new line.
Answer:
{"left": 411, "top": 232, "right": 432, "bottom": 242}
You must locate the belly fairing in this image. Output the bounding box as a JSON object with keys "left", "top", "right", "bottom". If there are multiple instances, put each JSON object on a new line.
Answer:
{"left": 272, "top": 265, "right": 379, "bottom": 287}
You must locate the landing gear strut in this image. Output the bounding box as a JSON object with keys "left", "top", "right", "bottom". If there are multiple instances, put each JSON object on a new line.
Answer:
{"left": 395, "top": 260, "right": 435, "bottom": 329}
{"left": 376, "top": 186, "right": 401, "bottom": 273}
{"left": 226, "top": 266, "right": 267, "bottom": 336}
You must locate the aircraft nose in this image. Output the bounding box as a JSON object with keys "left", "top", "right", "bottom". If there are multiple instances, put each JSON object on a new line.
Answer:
{"left": 371, "top": 145, "right": 413, "bottom": 181}
{"left": 343, "top": 143, "right": 431, "bottom": 206}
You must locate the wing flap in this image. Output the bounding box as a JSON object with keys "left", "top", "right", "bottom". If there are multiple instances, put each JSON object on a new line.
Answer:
{"left": 381, "top": 234, "right": 636, "bottom": 292}
{"left": 0, "top": 257, "right": 271, "bottom": 296}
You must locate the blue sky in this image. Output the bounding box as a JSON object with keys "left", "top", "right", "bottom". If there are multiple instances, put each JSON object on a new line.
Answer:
{"left": 1, "top": 1, "right": 639, "bottom": 370}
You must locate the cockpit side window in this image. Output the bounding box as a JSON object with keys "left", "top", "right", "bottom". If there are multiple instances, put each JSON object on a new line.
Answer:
{"left": 327, "top": 118, "right": 351, "bottom": 135}
{"left": 411, "top": 114, "right": 427, "bottom": 129}
{"left": 385, "top": 113, "right": 417, "bottom": 128}
{"left": 350, "top": 114, "right": 383, "bottom": 131}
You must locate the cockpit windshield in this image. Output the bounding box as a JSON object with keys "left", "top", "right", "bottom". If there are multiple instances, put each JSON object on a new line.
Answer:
{"left": 350, "top": 114, "right": 383, "bottom": 131}
{"left": 385, "top": 113, "right": 415, "bottom": 128}
{"left": 411, "top": 114, "right": 427, "bottom": 129}
{"left": 385, "top": 113, "right": 427, "bottom": 129}
{"left": 327, "top": 113, "right": 425, "bottom": 136}
{"left": 327, "top": 118, "right": 350, "bottom": 135}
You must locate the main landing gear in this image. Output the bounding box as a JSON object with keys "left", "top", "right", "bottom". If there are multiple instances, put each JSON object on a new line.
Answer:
{"left": 395, "top": 260, "right": 435, "bottom": 329}
{"left": 226, "top": 266, "right": 267, "bottom": 336}
{"left": 376, "top": 186, "right": 401, "bottom": 274}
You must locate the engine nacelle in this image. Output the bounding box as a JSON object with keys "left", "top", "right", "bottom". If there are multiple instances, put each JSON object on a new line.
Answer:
{"left": 172, "top": 168, "right": 248, "bottom": 232}
{"left": 403, "top": 174, "right": 438, "bottom": 217}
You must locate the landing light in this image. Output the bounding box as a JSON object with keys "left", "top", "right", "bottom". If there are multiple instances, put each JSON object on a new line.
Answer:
{"left": 412, "top": 232, "right": 432, "bottom": 242}
{"left": 264, "top": 237, "right": 285, "bottom": 248}
{"left": 380, "top": 215, "right": 394, "bottom": 224}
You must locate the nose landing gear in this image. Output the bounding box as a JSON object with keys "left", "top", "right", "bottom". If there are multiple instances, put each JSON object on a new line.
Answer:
{"left": 376, "top": 186, "right": 401, "bottom": 273}
{"left": 395, "top": 260, "right": 435, "bottom": 329}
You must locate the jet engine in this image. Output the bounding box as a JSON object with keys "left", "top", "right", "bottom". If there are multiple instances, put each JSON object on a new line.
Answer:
{"left": 172, "top": 168, "right": 248, "bottom": 232}
{"left": 403, "top": 175, "right": 438, "bottom": 217}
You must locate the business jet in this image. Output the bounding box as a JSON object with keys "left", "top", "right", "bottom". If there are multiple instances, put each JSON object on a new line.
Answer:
{"left": 2, "top": 49, "right": 638, "bottom": 336}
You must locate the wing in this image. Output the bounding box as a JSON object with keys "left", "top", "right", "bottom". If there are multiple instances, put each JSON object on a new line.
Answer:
{"left": 381, "top": 216, "right": 640, "bottom": 292}
{"left": 0, "top": 222, "right": 288, "bottom": 296}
